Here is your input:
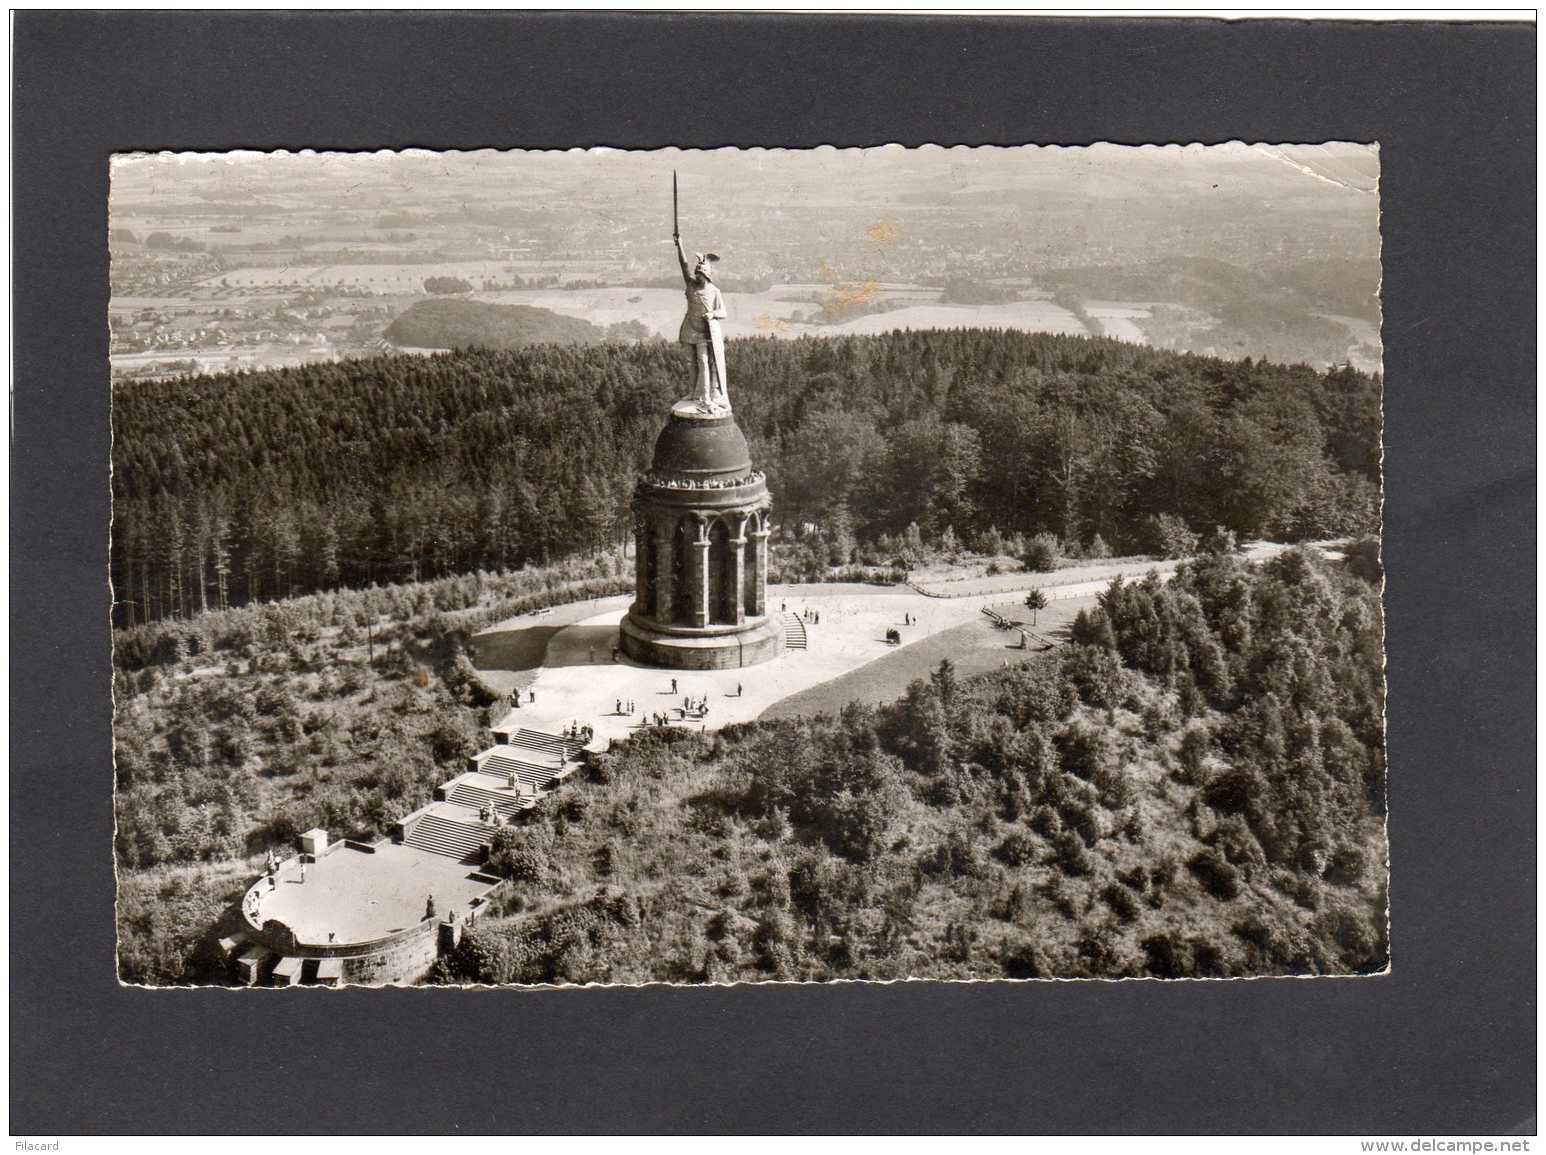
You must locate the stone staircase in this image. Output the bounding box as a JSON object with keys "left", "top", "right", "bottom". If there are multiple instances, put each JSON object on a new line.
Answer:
{"left": 478, "top": 750, "right": 560, "bottom": 792}
{"left": 782, "top": 612, "right": 808, "bottom": 651}
{"left": 404, "top": 810, "right": 494, "bottom": 862}
{"left": 394, "top": 731, "right": 593, "bottom": 863}
{"left": 447, "top": 779, "right": 533, "bottom": 819}
{"left": 510, "top": 727, "right": 586, "bottom": 760}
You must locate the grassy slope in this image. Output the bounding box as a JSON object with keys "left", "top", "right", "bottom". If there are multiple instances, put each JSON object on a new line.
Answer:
{"left": 115, "top": 554, "right": 1387, "bottom": 986}
{"left": 761, "top": 596, "right": 1094, "bottom": 722}
{"left": 113, "top": 615, "right": 492, "bottom": 983}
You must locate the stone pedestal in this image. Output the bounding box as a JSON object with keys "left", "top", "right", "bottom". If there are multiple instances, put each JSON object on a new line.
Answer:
{"left": 620, "top": 407, "right": 779, "bottom": 670}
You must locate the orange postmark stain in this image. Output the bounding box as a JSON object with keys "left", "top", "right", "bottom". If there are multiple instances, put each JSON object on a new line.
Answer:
{"left": 820, "top": 277, "right": 885, "bottom": 319}
{"left": 829, "top": 277, "right": 884, "bottom": 307}
{"left": 867, "top": 220, "right": 898, "bottom": 244}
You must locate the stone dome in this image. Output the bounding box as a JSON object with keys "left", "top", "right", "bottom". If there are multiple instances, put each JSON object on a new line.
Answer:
{"left": 649, "top": 411, "right": 753, "bottom": 480}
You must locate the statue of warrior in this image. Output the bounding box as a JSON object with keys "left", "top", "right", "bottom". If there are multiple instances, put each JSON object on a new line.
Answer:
{"left": 673, "top": 174, "right": 729, "bottom": 412}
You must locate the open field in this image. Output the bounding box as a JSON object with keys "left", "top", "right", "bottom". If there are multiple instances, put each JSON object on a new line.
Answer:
{"left": 1085, "top": 301, "right": 1153, "bottom": 342}
{"left": 815, "top": 300, "right": 1088, "bottom": 337}
{"left": 761, "top": 594, "right": 1095, "bottom": 720}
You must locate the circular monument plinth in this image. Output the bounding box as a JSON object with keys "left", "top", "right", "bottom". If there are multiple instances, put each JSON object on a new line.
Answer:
{"left": 619, "top": 406, "right": 780, "bottom": 670}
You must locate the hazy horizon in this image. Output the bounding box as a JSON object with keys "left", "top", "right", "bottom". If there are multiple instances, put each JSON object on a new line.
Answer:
{"left": 109, "top": 142, "right": 1381, "bottom": 377}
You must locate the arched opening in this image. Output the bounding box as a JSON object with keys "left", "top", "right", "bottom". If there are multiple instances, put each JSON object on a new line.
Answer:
{"left": 671, "top": 518, "right": 693, "bottom": 625}
{"left": 743, "top": 514, "right": 761, "bottom": 617}
{"left": 710, "top": 519, "right": 736, "bottom": 625}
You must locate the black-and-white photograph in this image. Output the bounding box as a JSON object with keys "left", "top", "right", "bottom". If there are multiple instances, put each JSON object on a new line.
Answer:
{"left": 110, "top": 142, "right": 1387, "bottom": 988}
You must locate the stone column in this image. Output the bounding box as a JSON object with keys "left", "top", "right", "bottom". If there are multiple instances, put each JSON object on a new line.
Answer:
{"left": 691, "top": 517, "right": 711, "bottom": 628}
{"left": 654, "top": 510, "right": 675, "bottom": 623}
{"left": 749, "top": 512, "right": 770, "bottom": 617}
{"left": 729, "top": 515, "right": 748, "bottom": 626}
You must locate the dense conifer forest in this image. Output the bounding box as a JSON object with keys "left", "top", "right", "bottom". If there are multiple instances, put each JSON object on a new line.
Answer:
{"left": 111, "top": 330, "right": 1380, "bottom": 625}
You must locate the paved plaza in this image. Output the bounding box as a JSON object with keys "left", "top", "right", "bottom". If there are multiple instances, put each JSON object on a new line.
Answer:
{"left": 470, "top": 576, "right": 1147, "bottom": 748}
{"left": 470, "top": 545, "right": 1305, "bottom": 748}
{"left": 251, "top": 843, "right": 499, "bottom": 945}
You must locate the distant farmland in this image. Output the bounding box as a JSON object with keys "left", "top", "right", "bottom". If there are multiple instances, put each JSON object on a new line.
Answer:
{"left": 479, "top": 285, "right": 1092, "bottom": 342}
{"left": 200, "top": 261, "right": 529, "bottom": 293}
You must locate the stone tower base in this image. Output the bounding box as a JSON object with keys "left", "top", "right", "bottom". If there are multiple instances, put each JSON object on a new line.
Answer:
{"left": 619, "top": 612, "right": 783, "bottom": 671}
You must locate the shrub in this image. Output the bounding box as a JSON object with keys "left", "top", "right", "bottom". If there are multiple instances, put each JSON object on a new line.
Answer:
{"left": 427, "top": 719, "right": 478, "bottom": 764}
{"left": 996, "top": 882, "right": 1037, "bottom": 926}
{"left": 1143, "top": 513, "right": 1200, "bottom": 559}
{"left": 1091, "top": 760, "right": 1136, "bottom": 810}
{"left": 1202, "top": 766, "right": 1263, "bottom": 820}
{"left": 486, "top": 828, "right": 551, "bottom": 884}
{"left": 1342, "top": 536, "right": 1383, "bottom": 586}
{"left": 1000, "top": 938, "right": 1054, "bottom": 978}
{"left": 1027, "top": 804, "right": 1061, "bottom": 839}
{"left": 1333, "top": 913, "right": 1385, "bottom": 971}
{"left": 1052, "top": 829, "right": 1093, "bottom": 876}
{"left": 1141, "top": 933, "right": 1197, "bottom": 978}
{"left": 993, "top": 829, "right": 1039, "bottom": 867}
{"left": 822, "top": 789, "right": 899, "bottom": 864}
{"left": 1176, "top": 723, "right": 1211, "bottom": 783}
{"left": 116, "top": 870, "right": 233, "bottom": 985}
{"left": 1059, "top": 797, "right": 1104, "bottom": 848}
{"left": 1022, "top": 533, "right": 1061, "bottom": 573}
{"left": 973, "top": 526, "right": 1007, "bottom": 558}
{"left": 253, "top": 683, "right": 297, "bottom": 717}
{"left": 919, "top": 831, "right": 990, "bottom": 880}
{"left": 1061, "top": 644, "right": 1122, "bottom": 710}
{"left": 1058, "top": 723, "right": 1114, "bottom": 782}
{"left": 1188, "top": 847, "right": 1242, "bottom": 900}
{"left": 1141, "top": 699, "right": 1174, "bottom": 741}
{"left": 1103, "top": 882, "right": 1141, "bottom": 922}
{"left": 1068, "top": 609, "right": 1116, "bottom": 650}
{"left": 1327, "top": 842, "right": 1370, "bottom": 886}
{"left": 1206, "top": 813, "right": 1267, "bottom": 868}
{"left": 1076, "top": 920, "right": 1142, "bottom": 976}
{"left": 1199, "top": 525, "right": 1239, "bottom": 555}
